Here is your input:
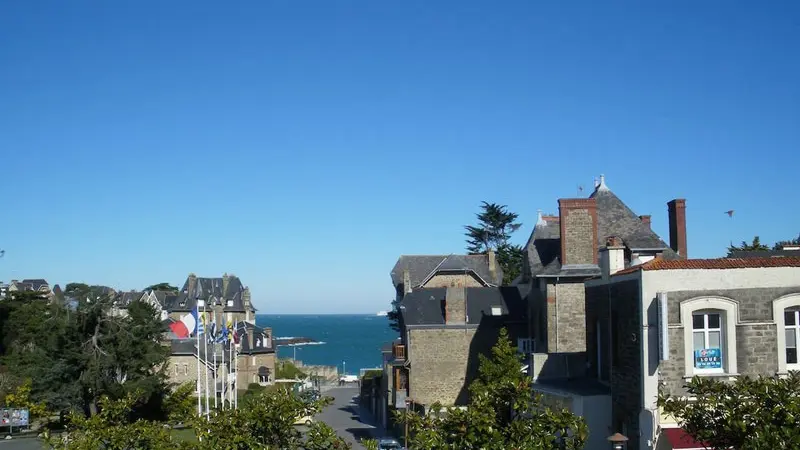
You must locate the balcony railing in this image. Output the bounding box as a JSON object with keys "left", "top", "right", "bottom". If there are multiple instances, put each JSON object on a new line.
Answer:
{"left": 392, "top": 343, "right": 406, "bottom": 360}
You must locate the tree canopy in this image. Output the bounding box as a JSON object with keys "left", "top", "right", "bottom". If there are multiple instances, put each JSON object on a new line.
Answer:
{"left": 399, "top": 328, "right": 587, "bottom": 449}
{"left": 146, "top": 283, "right": 179, "bottom": 292}
{"left": 464, "top": 201, "right": 525, "bottom": 285}
{"left": 659, "top": 373, "right": 800, "bottom": 449}
{"left": 727, "top": 233, "right": 800, "bottom": 255}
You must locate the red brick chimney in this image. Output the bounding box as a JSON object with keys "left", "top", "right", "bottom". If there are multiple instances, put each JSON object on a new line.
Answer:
{"left": 667, "top": 199, "right": 687, "bottom": 257}
{"left": 639, "top": 215, "right": 651, "bottom": 229}
{"left": 558, "top": 198, "right": 598, "bottom": 265}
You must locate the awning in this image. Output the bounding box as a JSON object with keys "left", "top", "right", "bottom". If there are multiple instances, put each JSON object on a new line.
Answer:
{"left": 661, "top": 428, "right": 707, "bottom": 450}
{"left": 257, "top": 366, "right": 270, "bottom": 376}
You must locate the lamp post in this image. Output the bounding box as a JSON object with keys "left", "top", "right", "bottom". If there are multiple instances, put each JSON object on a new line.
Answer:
{"left": 607, "top": 433, "right": 628, "bottom": 450}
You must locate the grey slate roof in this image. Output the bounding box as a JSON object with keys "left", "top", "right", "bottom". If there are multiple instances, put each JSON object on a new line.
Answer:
{"left": 390, "top": 254, "right": 502, "bottom": 288}
{"left": 167, "top": 274, "right": 253, "bottom": 313}
{"left": 112, "top": 291, "right": 142, "bottom": 308}
{"left": 524, "top": 183, "right": 680, "bottom": 279}
{"left": 399, "top": 286, "right": 526, "bottom": 326}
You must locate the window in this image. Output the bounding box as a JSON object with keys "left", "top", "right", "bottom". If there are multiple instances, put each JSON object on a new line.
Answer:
{"left": 184, "top": 364, "right": 189, "bottom": 375}
{"left": 773, "top": 295, "right": 800, "bottom": 374}
{"left": 517, "top": 338, "right": 534, "bottom": 354}
{"left": 258, "top": 375, "right": 269, "bottom": 384}
{"left": 692, "top": 312, "right": 723, "bottom": 373}
{"left": 491, "top": 307, "right": 502, "bottom": 316}
{"left": 680, "top": 297, "right": 738, "bottom": 377}
{"left": 174, "top": 364, "right": 179, "bottom": 375}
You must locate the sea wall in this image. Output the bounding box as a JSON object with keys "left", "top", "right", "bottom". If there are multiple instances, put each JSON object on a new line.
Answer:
{"left": 294, "top": 360, "right": 339, "bottom": 382}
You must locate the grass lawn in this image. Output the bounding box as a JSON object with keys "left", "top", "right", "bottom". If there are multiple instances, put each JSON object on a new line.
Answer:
{"left": 170, "top": 428, "right": 198, "bottom": 443}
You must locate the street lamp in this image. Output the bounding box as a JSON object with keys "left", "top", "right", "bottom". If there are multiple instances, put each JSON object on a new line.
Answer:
{"left": 607, "top": 433, "right": 628, "bottom": 450}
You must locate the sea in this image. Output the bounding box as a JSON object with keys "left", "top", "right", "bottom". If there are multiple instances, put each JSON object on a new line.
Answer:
{"left": 255, "top": 314, "right": 396, "bottom": 376}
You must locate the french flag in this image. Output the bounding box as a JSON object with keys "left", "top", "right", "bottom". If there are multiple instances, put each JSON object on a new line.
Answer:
{"left": 169, "top": 310, "right": 198, "bottom": 338}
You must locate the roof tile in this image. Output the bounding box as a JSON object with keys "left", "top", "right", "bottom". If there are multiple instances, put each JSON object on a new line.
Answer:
{"left": 614, "top": 256, "right": 800, "bottom": 275}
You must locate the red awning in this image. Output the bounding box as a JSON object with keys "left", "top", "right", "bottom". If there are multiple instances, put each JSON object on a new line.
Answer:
{"left": 662, "top": 428, "right": 707, "bottom": 449}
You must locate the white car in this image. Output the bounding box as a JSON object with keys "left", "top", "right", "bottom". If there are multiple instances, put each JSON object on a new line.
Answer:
{"left": 339, "top": 375, "right": 358, "bottom": 383}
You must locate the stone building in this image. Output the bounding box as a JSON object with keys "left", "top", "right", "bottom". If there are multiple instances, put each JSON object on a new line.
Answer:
{"left": 388, "top": 282, "right": 527, "bottom": 410}
{"left": 165, "top": 273, "right": 256, "bottom": 325}
{"left": 585, "top": 255, "right": 800, "bottom": 450}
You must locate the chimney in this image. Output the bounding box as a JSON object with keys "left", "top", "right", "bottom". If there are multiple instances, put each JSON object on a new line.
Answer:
{"left": 248, "top": 328, "right": 254, "bottom": 350}
{"left": 403, "top": 270, "right": 412, "bottom": 294}
{"left": 487, "top": 248, "right": 497, "bottom": 284}
{"left": 222, "top": 273, "right": 230, "bottom": 297}
{"left": 187, "top": 273, "right": 197, "bottom": 296}
{"left": 600, "top": 236, "right": 625, "bottom": 279}
{"left": 639, "top": 215, "right": 651, "bottom": 229}
{"left": 667, "top": 199, "right": 687, "bottom": 257}
{"left": 444, "top": 286, "right": 466, "bottom": 325}
{"left": 558, "top": 198, "right": 598, "bottom": 265}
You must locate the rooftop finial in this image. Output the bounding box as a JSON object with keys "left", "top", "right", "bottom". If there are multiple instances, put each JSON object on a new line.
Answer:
{"left": 535, "top": 209, "right": 546, "bottom": 227}
{"left": 597, "top": 174, "right": 609, "bottom": 191}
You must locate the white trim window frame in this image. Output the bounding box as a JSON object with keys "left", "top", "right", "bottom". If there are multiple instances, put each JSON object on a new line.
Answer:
{"left": 691, "top": 312, "right": 724, "bottom": 374}
{"left": 773, "top": 294, "right": 800, "bottom": 374}
{"left": 680, "top": 297, "right": 738, "bottom": 377}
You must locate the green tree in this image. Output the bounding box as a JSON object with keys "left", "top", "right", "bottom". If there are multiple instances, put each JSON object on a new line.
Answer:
{"left": 727, "top": 236, "right": 770, "bottom": 255}
{"left": 47, "top": 392, "right": 183, "bottom": 450}
{"left": 276, "top": 359, "right": 307, "bottom": 379}
{"left": 400, "top": 328, "right": 587, "bottom": 449}
{"left": 774, "top": 233, "right": 800, "bottom": 250}
{"left": 464, "top": 202, "right": 522, "bottom": 254}
{"left": 464, "top": 202, "right": 524, "bottom": 285}
{"left": 659, "top": 373, "right": 800, "bottom": 449}
{"left": 146, "top": 283, "right": 179, "bottom": 292}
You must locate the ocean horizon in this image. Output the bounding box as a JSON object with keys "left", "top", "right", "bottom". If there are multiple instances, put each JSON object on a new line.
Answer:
{"left": 255, "top": 313, "right": 397, "bottom": 376}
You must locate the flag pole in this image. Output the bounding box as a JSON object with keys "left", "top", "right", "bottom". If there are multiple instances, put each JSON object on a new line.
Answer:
{"left": 203, "top": 303, "right": 210, "bottom": 419}
{"left": 221, "top": 332, "right": 226, "bottom": 410}
{"left": 196, "top": 301, "right": 202, "bottom": 417}
{"left": 234, "top": 335, "right": 238, "bottom": 410}
{"left": 213, "top": 312, "right": 218, "bottom": 410}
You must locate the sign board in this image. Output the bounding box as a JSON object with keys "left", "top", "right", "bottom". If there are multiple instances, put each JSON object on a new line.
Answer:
{"left": 657, "top": 292, "right": 669, "bottom": 361}
{"left": 695, "top": 348, "right": 722, "bottom": 369}
{"left": 1, "top": 409, "right": 29, "bottom": 427}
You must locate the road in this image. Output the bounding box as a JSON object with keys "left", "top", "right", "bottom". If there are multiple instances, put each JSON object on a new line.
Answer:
{"left": 318, "top": 386, "right": 383, "bottom": 449}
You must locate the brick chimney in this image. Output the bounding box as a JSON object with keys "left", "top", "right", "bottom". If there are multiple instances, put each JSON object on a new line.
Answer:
{"left": 222, "top": 273, "right": 230, "bottom": 297}
{"left": 444, "top": 286, "right": 466, "bottom": 325}
{"left": 639, "top": 215, "right": 651, "bottom": 229}
{"left": 487, "top": 248, "right": 497, "bottom": 284}
{"left": 667, "top": 199, "right": 687, "bottom": 257}
{"left": 558, "top": 198, "right": 598, "bottom": 265}
{"left": 403, "top": 270, "right": 412, "bottom": 294}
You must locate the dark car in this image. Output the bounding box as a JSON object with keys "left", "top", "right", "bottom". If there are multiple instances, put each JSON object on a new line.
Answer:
{"left": 378, "top": 438, "right": 405, "bottom": 449}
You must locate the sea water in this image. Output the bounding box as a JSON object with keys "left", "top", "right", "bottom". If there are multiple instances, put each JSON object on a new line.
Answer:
{"left": 255, "top": 314, "right": 397, "bottom": 375}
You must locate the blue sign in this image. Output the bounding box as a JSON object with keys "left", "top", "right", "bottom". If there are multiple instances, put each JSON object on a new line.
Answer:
{"left": 695, "top": 348, "right": 722, "bottom": 369}
{"left": 1, "top": 409, "right": 29, "bottom": 427}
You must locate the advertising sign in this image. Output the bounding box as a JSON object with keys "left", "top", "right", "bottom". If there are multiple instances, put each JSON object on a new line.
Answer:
{"left": 1, "top": 409, "right": 29, "bottom": 427}
{"left": 694, "top": 348, "right": 722, "bottom": 369}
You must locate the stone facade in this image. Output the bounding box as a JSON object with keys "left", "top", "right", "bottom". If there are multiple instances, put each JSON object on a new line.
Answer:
{"left": 423, "top": 273, "right": 485, "bottom": 289}
{"left": 544, "top": 281, "right": 587, "bottom": 353}
{"left": 166, "top": 354, "right": 215, "bottom": 397}
{"left": 238, "top": 352, "right": 277, "bottom": 385}
{"left": 585, "top": 278, "right": 643, "bottom": 449}
{"left": 558, "top": 198, "right": 598, "bottom": 266}
{"left": 658, "top": 287, "right": 797, "bottom": 396}
{"left": 408, "top": 327, "right": 478, "bottom": 406}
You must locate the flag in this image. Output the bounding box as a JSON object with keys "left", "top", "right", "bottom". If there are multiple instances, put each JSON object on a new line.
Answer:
{"left": 218, "top": 323, "right": 229, "bottom": 343}
{"left": 232, "top": 320, "right": 240, "bottom": 344}
{"left": 197, "top": 310, "right": 205, "bottom": 336}
{"left": 208, "top": 321, "right": 217, "bottom": 344}
{"left": 169, "top": 310, "right": 198, "bottom": 339}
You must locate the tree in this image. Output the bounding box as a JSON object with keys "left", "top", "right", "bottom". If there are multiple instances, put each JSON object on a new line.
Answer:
{"left": 497, "top": 243, "right": 524, "bottom": 285}
{"left": 774, "top": 233, "right": 800, "bottom": 250}
{"left": 399, "top": 328, "right": 587, "bottom": 449}
{"left": 659, "top": 373, "right": 800, "bottom": 449}
{"left": 727, "top": 236, "right": 770, "bottom": 255}
{"left": 464, "top": 202, "right": 522, "bottom": 254}
{"left": 276, "top": 359, "right": 307, "bottom": 379}
{"left": 146, "top": 283, "right": 179, "bottom": 292}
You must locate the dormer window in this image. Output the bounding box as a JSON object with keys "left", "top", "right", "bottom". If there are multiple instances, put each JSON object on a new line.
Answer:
{"left": 227, "top": 300, "right": 234, "bottom": 307}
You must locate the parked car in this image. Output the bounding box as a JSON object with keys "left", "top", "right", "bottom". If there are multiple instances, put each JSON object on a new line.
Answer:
{"left": 293, "top": 414, "right": 313, "bottom": 426}
{"left": 378, "top": 438, "right": 405, "bottom": 449}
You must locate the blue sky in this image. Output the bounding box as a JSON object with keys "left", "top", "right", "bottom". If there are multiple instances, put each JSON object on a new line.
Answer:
{"left": 1, "top": 1, "right": 798, "bottom": 313}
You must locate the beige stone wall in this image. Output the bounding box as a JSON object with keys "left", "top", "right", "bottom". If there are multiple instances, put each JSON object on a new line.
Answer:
{"left": 423, "top": 273, "right": 484, "bottom": 288}
{"left": 166, "top": 354, "right": 215, "bottom": 396}
{"left": 408, "top": 327, "right": 497, "bottom": 406}
{"left": 237, "top": 352, "right": 276, "bottom": 386}
{"left": 545, "top": 281, "right": 587, "bottom": 353}
{"left": 294, "top": 361, "right": 339, "bottom": 382}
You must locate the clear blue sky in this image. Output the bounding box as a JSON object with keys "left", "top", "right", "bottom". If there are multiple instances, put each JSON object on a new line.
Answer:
{"left": 1, "top": 1, "right": 798, "bottom": 314}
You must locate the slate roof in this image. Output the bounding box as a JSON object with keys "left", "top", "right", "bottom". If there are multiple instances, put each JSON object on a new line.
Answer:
{"left": 390, "top": 254, "right": 502, "bottom": 288}
{"left": 524, "top": 179, "right": 680, "bottom": 279}
{"left": 166, "top": 274, "right": 253, "bottom": 313}
{"left": 399, "top": 286, "right": 526, "bottom": 326}
{"left": 112, "top": 291, "right": 144, "bottom": 308}
{"left": 11, "top": 279, "right": 50, "bottom": 291}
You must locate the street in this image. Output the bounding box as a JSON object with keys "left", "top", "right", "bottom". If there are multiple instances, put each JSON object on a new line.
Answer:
{"left": 318, "top": 386, "right": 384, "bottom": 449}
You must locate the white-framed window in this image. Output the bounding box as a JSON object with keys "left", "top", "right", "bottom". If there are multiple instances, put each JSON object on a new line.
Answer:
{"left": 680, "top": 297, "right": 738, "bottom": 377}
{"left": 784, "top": 310, "right": 800, "bottom": 369}
{"left": 259, "top": 375, "right": 269, "bottom": 384}
{"left": 184, "top": 364, "right": 189, "bottom": 375}
{"left": 773, "top": 294, "right": 800, "bottom": 374}
{"left": 692, "top": 312, "right": 724, "bottom": 374}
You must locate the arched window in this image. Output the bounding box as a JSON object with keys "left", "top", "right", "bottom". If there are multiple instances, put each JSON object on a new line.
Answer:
{"left": 772, "top": 294, "right": 800, "bottom": 374}
{"left": 680, "top": 297, "right": 738, "bottom": 377}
